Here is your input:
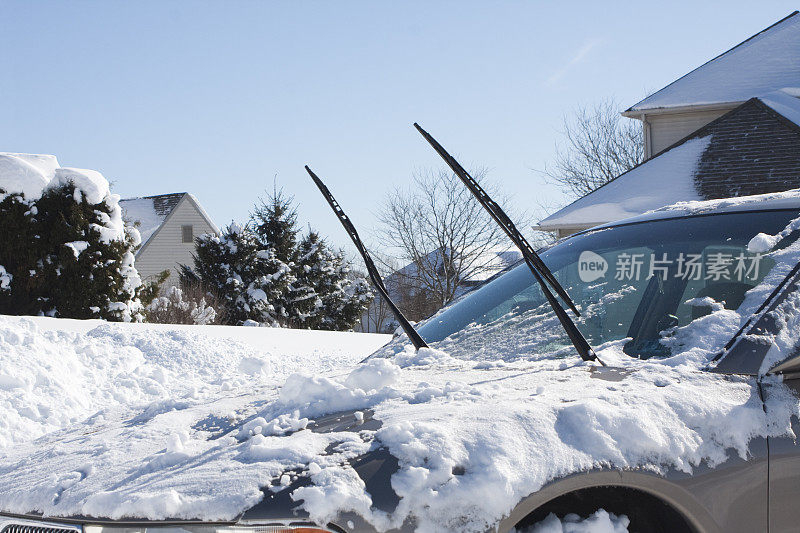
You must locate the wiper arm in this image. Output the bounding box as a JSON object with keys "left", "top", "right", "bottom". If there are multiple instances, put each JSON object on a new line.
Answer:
{"left": 413, "top": 123, "right": 603, "bottom": 365}
{"left": 305, "top": 165, "right": 429, "bottom": 350}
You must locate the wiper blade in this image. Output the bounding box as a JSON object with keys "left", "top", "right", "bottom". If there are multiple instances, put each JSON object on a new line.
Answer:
{"left": 413, "top": 123, "right": 603, "bottom": 365}
{"left": 305, "top": 165, "right": 429, "bottom": 350}
{"left": 414, "top": 123, "right": 579, "bottom": 316}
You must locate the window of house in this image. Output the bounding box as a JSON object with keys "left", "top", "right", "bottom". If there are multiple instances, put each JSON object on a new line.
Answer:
{"left": 181, "top": 225, "right": 193, "bottom": 243}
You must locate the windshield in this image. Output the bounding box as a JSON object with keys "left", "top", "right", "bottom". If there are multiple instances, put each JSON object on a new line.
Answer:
{"left": 408, "top": 209, "right": 799, "bottom": 362}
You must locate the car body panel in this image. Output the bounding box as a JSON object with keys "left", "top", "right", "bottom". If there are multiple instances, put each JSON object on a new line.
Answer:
{"left": 764, "top": 377, "right": 800, "bottom": 532}
{"left": 497, "top": 438, "right": 768, "bottom": 533}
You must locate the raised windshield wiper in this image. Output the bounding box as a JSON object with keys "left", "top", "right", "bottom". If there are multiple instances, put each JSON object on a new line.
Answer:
{"left": 413, "top": 123, "right": 604, "bottom": 365}
{"left": 305, "top": 165, "right": 429, "bottom": 350}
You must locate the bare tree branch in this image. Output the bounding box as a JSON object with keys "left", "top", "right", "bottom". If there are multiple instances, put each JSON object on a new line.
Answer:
{"left": 375, "top": 168, "right": 524, "bottom": 322}
{"left": 543, "top": 99, "right": 644, "bottom": 198}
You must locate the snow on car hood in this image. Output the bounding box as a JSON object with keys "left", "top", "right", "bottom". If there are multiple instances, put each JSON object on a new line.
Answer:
{"left": 0, "top": 330, "right": 798, "bottom": 532}
{"left": 3, "top": 222, "right": 800, "bottom": 532}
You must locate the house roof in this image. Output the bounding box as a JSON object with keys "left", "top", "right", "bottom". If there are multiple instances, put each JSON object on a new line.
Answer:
{"left": 540, "top": 95, "right": 800, "bottom": 231}
{"left": 388, "top": 247, "right": 523, "bottom": 287}
{"left": 119, "top": 192, "right": 188, "bottom": 246}
{"left": 626, "top": 11, "right": 800, "bottom": 114}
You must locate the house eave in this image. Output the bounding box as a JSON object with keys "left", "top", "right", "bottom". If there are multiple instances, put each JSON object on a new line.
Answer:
{"left": 622, "top": 101, "right": 743, "bottom": 120}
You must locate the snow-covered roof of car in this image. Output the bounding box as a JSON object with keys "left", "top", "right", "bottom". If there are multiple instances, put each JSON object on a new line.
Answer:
{"left": 626, "top": 11, "right": 800, "bottom": 114}
{"left": 587, "top": 188, "right": 800, "bottom": 233}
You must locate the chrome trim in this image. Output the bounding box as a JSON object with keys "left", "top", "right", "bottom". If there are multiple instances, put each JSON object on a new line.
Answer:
{"left": 0, "top": 517, "right": 81, "bottom": 533}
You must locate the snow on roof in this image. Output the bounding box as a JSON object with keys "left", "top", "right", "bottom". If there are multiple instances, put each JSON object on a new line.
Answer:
{"left": 538, "top": 135, "right": 711, "bottom": 230}
{"left": 759, "top": 89, "right": 800, "bottom": 126}
{"left": 542, "top": 94, "right": 800, "bottom": 233}
{"left": 119, "top": 193, "right": 186, "bottom": 245}
{"left": 627, "top": 11, "right": 800, "bottom": 113}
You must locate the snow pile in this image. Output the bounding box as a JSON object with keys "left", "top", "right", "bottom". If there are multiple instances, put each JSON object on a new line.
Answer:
{"left": 0, "top": 152, "right": 132, "bottom": 245}
{"left": 51, "top": 168, "right": 110, "bottom": 205}
{"left": 0, "top": 304, "right": 797, "bottom": 531}
{"left": 518, "top": 509, "right": 629, "bottom": 533}
{"left": 650, "top": 188, "right": 800, "bottom": 217}
{"left": 0, "top": 153, "right": 59, "bottom": 199}
{"left": 0, "top": 328, "right": 793, "bottom": 530}
{"left": 0, "top": 316, "right": 388, "bottom": 449}
{"left": 0, "top": 153, "right": 109, "bottom": 205}
{"left": 0, "top": 266, "right": 11, "bottom": 291}
{"left": 748, "top": 212, "right": 800, "bottom": 253}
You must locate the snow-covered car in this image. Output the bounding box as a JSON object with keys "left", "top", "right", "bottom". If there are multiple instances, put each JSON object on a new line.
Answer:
{"left": 4, "top": 191, "right": 800, "bottom": 533}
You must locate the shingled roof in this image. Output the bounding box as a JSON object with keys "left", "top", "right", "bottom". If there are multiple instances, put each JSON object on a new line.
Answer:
{"left": 539, "top": 94, "right": 800, "bottom": 232}
{"left": 626, "top": 11, "right": 800, "bottom": 114}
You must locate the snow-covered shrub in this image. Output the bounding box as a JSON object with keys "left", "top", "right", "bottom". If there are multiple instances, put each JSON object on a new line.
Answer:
{"left": 145, "top": 285, "right": 218, "bottom": 325}
{"left": 180, "top": 223, "right": 294, "bottom": 326}
{"left": 0, "top": 155, "right": 143, "bottom": 321}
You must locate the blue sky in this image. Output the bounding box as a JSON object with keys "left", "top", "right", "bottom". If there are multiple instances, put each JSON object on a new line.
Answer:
{"left": 2, "top": 1, "right": 798, "bottom": 251}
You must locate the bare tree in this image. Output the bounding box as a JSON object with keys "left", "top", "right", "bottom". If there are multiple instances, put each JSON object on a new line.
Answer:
{"left": 376, "top": 168, "right": 521, "bottom": 322}
{"left": 544, "top": 99, "right": 644, "bottom": 198}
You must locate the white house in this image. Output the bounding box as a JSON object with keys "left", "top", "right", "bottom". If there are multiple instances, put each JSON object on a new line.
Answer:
{"left": 120, "top": 193, "right": 218, "bottom": 284}
{"left": 539, "top": 11, "right": 800, "bottom": 237}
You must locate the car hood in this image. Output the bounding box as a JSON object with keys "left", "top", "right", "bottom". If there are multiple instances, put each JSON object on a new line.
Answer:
{"left": 0, "top": 341, "right": 794, "bottom": 533}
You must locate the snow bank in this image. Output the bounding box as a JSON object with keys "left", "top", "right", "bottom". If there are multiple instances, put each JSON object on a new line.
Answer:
{"left": 0, "top": 316, "right": 389, "bottom": 449}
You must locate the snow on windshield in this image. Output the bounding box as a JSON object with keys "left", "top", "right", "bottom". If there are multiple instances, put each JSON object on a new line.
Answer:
{"left": 398, "top": 209, "right": 799, "bottom": 364}
{"left": 2, "top": 210, "right": 800, "bottom": 532}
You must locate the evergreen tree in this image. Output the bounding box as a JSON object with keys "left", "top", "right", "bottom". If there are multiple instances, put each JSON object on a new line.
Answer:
{"left": 251, "top": 188, "right": 298, "bottom": 264}
{"left": 183, "top": 189, "right": 372, "bottom": 330}
{"left": 182, "top": 223, "right": 294, "bottom": 325}
{"left": 293, "top": 231, "right": 372, "bottom": 330}
{"left": 251, "top": 187, "right": 311, "bottom": 323}
{"left": 0, "top": 182, "right": 143, "bottom": 321}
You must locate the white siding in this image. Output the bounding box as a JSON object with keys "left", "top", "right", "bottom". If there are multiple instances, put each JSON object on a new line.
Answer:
{"left": 647, "top": 109, "right": 728, "bottom": 156}
{"left": 135, "top": 197, "right": 217, "bottom": 284}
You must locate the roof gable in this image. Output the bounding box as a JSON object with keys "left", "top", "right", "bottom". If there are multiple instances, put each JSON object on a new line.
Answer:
{"left": 694, "top": 98, "right": 800, "bottom": 199}
{"left": 119, "top": 193, "right": 187, "bottom": 246}
{"left": 627, "top": 12, "right": 800, "bottom": 113}
{"left": 540, "top": 96, "right": 800, "bottom": 230}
